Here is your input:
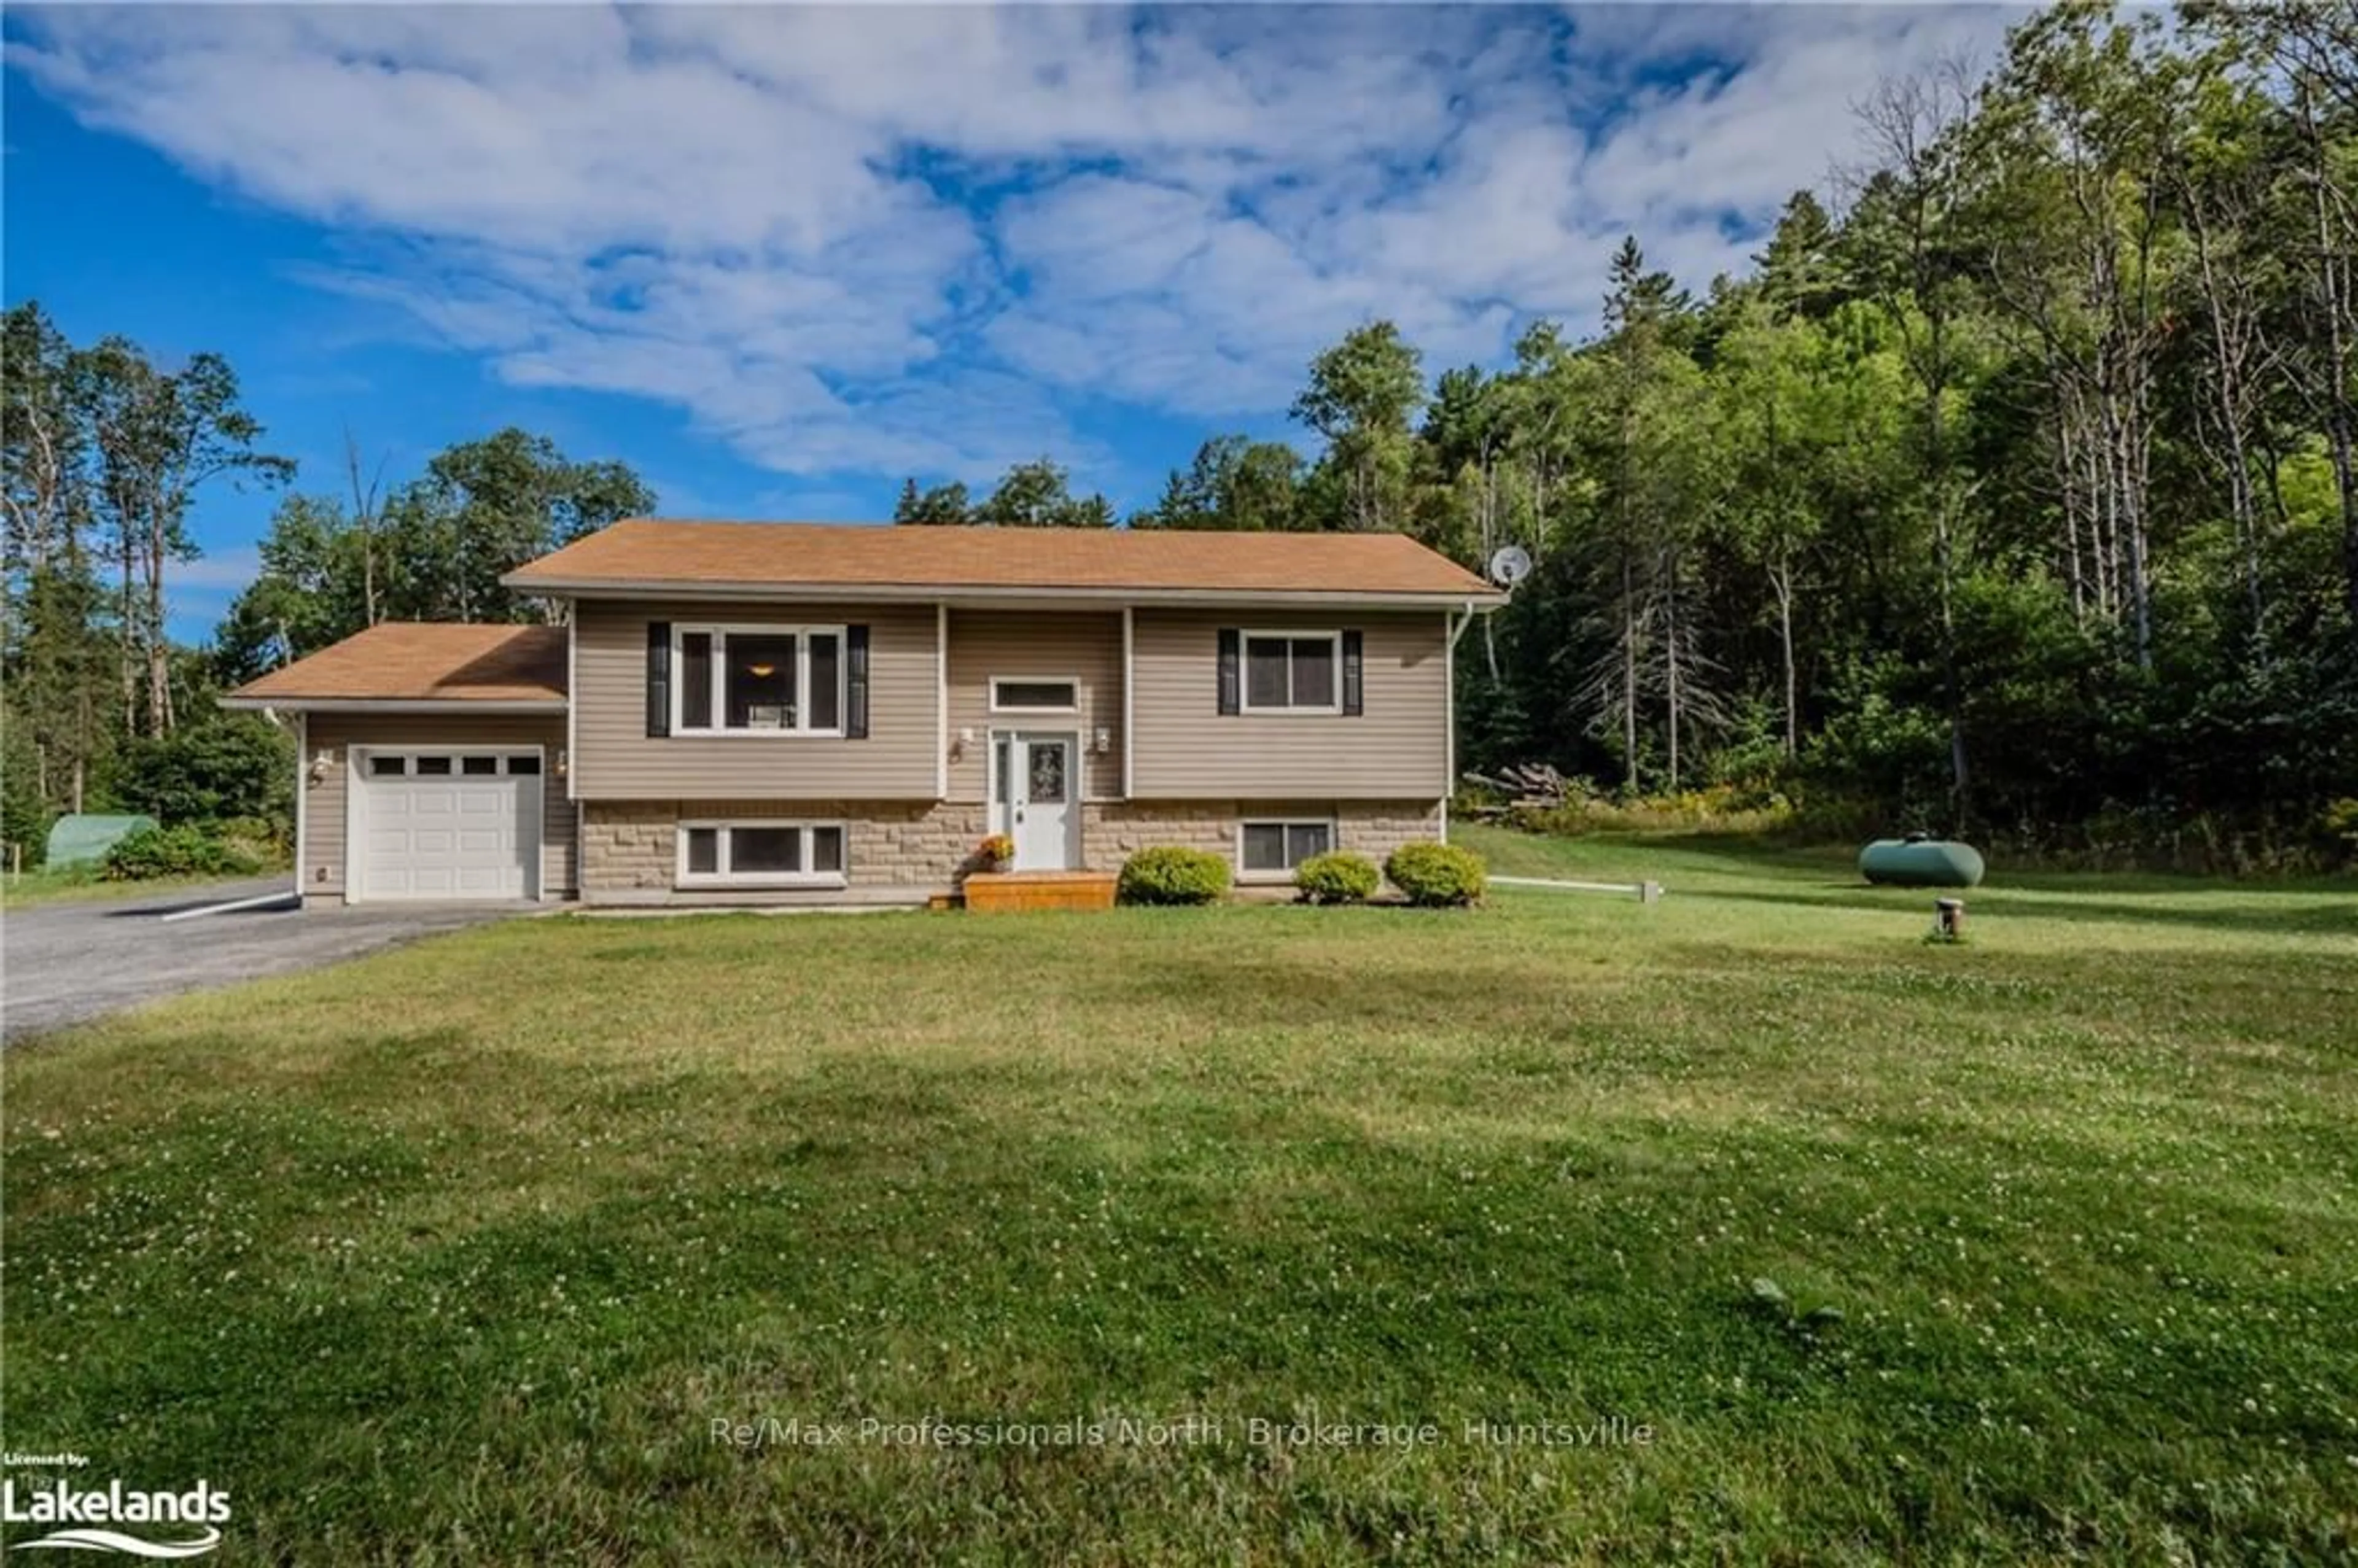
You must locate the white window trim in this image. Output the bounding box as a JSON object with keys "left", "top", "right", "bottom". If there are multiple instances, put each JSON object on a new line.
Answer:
{"left": 988, "top": 675, "right": 1083, "bottom": 715}
{"left": 675, "top": 820, "right": 850, "bottom": 888}
{"left": 671, "top": 623, "right": 849, "bottom": 739}
{"left": 1235, "top": 816, "right": 1339, "bottom": 882}
{"left": 1239, "top": 629, "right": 1344, "bottom": 715}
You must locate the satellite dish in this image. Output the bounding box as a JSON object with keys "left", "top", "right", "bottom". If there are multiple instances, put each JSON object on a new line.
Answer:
{"left": 1487, "top": 545, "right": 1533, "bottom": 588}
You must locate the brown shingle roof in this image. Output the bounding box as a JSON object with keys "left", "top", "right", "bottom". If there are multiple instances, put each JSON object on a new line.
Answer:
{"left": 227, "top": 623, "right": 567, "bottom": 705}
{"left": 504, "top": 520, "right": 1505, "bottom": 602}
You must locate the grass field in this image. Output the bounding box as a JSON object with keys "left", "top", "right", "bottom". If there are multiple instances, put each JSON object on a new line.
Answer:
{"left": 4, "top": 826, "right": 2353, "bottom": 1563}
{"left": 0, "top": 864, "right": 241, "bottom": 908}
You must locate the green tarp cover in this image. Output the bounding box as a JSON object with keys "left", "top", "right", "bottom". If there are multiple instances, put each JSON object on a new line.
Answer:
{"left": 44, "top": 813, "right": 158, "bottom": 867}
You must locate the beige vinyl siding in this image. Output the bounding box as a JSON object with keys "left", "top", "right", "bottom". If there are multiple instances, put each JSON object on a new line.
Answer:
{"left": 1129, "top": 609, "right": 1449, "bottom": 799}
{"left": 572, "top": 600, "right": 939, "bottom": 801}
{"left": 944, "top": 609, "right": 1124, "bottom": 802}
{"left": 302, "top": 712, "right": 573, "bottom": 899}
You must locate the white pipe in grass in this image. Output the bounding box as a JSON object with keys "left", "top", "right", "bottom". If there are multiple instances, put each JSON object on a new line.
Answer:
{"left": 1490, "top": 875, "right": 1664, "bottom": 904}
{"left": 159, "top": 887, "right": 300, "bottom": 922}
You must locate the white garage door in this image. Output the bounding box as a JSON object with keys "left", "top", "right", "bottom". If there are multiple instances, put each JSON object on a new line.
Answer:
{"left": 357, "top": 750, "right": 542, "bottom": 901}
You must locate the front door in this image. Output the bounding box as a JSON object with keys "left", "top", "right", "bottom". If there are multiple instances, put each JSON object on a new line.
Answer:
{"left": 996, "top": 731, "right": 1076, "bottom": 871}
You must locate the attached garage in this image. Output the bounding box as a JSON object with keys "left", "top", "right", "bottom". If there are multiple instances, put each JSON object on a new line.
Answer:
{"left": 353, "top": 750, "right": 545, "bottom": 901}
{"left": 221, "top": 624, "right": 577, "bottom": 907}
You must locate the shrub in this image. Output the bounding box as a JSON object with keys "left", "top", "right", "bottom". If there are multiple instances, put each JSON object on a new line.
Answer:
{"left": 214, "top": 815, "right": 292, "bottom": 866}
{"left": 103, "top": 824, "right": 262, "bottom": 882}
{"left": 2319, "top": 798, "right": 2358, "bottom": 865}
{"left": 118, "top": 715, "right": 294, "bottom": 825}
{"left": 1294, "top": 850, "right": 1379, "bottom": 905}
{"left": 1514, "top": 785, "right": 1796, "bottom": 839}
{"left": 1117, "top": 845, "right": 1231, "bottom": 906}
{"left": 1383, "top": 840, "right": 1487, "bottom": 907}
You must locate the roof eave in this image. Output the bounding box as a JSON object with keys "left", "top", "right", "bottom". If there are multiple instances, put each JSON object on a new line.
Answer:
{"left": 218, "top": 696, "right": 569, "bottom": 714}
{"left": 500, "top": 575, "right": 1507, "bottom": 610}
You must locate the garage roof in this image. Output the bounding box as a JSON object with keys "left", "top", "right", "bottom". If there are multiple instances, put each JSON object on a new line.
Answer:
{"left": 224, "top": 623, "right": 568, "bottom": 709}
{"left": 504, "top": 519, "right": 1506, "bottom": 605}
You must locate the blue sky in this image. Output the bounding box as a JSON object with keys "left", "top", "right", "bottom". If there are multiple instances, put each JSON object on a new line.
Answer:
{"left": 4, "top": 4, "right": 2014, "bottom": 640}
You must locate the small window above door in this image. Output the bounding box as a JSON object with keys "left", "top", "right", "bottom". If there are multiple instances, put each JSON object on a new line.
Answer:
{"left": 990, "top": 678, "right": 1080, "bottom": 713}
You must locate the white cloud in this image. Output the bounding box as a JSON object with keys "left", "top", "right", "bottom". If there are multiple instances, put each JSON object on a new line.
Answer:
{"left": 165, "top": 546, "right": 262, "bottom": 596}
{"left": 8, "top": 4, "right": 2022, "bottom": 488}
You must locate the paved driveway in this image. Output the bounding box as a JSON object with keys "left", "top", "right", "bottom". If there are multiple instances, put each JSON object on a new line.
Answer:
{"left": 2, "top": 879, "right": 534, "bottom": 1041}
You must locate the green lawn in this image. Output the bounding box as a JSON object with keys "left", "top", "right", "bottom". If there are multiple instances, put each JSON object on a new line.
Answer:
{"left": 1, "top": 864, "right": 206, "bottom": 907}
{"left": 5, "top": 826, "right": 2354, "bottom": 1563}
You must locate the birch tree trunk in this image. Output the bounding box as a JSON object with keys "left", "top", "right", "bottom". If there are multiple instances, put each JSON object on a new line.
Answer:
{"left": 1772, "top": 557, "right": 1797, "bottom": 756}
{"left": 1663, "top": 551, "right": 1682, "bottom": 792}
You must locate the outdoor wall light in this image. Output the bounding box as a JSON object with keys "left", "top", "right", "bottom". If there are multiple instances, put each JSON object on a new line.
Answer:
{"left": 1092, "top": 726, "right": 1111, "bottom": 754}
{"left": 555, "top": 750, "right": 569, "bottom": 778}
{"left": 308, "top": 750, "right": 333, "bottom": 784}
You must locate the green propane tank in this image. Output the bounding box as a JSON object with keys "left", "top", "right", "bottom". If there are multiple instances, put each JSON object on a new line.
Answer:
{"left": 1859, "top": 833, "right": 1985, "bottom": 888}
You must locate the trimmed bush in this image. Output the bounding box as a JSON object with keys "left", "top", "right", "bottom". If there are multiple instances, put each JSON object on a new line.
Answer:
{"left": 103, "top": 824, "right": 262, "bottom": 882}
{"left": 1383, "top": 840, "right": 1487, "bottom": 907}
{"left": 1117, "top": 845, "right": 1231, "bottom": 906}
{"left": 1294, "top": 850, "right": 1380, "bottom": 905}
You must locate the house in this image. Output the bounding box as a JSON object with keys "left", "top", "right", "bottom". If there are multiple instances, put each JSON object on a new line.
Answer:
{"left": 222, "top": 521, "right": 1507, "bottom": 906}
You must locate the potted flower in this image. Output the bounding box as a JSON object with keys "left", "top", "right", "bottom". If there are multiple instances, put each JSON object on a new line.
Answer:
{"left": 971, "top": 833, "right": 1014, "bottom": 875}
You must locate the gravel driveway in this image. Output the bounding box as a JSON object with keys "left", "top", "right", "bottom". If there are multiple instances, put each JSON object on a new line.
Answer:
{"left": 2, "top": 879, "right": 534, "bottom": 1041}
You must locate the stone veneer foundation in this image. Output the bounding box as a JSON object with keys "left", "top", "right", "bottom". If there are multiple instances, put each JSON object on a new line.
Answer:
{"left": 579, "top": 798, "right": 1442, "bottom": 904}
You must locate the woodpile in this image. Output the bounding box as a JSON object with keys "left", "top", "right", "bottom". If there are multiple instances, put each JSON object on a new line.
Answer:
{"left": 1461, "top": 763, "right": 1579, "bottom": 818}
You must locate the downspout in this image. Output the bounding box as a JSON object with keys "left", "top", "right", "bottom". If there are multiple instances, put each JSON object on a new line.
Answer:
{"left": 566, "top": 604, "right": 580, "bottom": 901}
{"left": 1443, "top": 602, "right": 1481, "bottom": 842}
{"left": 291, "top": 710, "right": 308, "bottom": 907}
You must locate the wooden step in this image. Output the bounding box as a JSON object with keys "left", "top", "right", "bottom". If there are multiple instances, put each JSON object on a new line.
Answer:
{"left": 962, "top": 871, "right": 1119, "bottom": 913}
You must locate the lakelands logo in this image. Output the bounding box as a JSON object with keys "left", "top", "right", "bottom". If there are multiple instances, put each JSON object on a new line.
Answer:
{"left": 2, "top": 1477, "right": 230, "bottom": 1558}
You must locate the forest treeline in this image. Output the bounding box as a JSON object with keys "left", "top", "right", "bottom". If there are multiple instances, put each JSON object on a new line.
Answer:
{"left": 902, "top": 2, "right": 2358, "bottom": 863}
{"left": 0, "top": 301, "right": 653, "bottom": 852}
{"left": 5, "top": 1, "right": 2353, "bottom": 867}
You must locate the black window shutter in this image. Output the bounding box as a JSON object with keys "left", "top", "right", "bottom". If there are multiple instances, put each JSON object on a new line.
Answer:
{"left": 1217, "top": 629, "right": 1240, "bottom": 715}
{"left": 1341, "top": 630, "right": 1364, "bottom": 716}
{"left": 845, "top": 624, "right": 871, "bottom": 739}
{"left": 645, "top": 621, "right": 671, "bottom": 737}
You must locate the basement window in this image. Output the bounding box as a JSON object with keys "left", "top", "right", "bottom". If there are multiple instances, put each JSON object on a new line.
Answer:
{"left": 1239, "top": 820, "right": 1334, "bottom": 878}
{"left": 677, "top": 822, "right": 848, "bottom": 887}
